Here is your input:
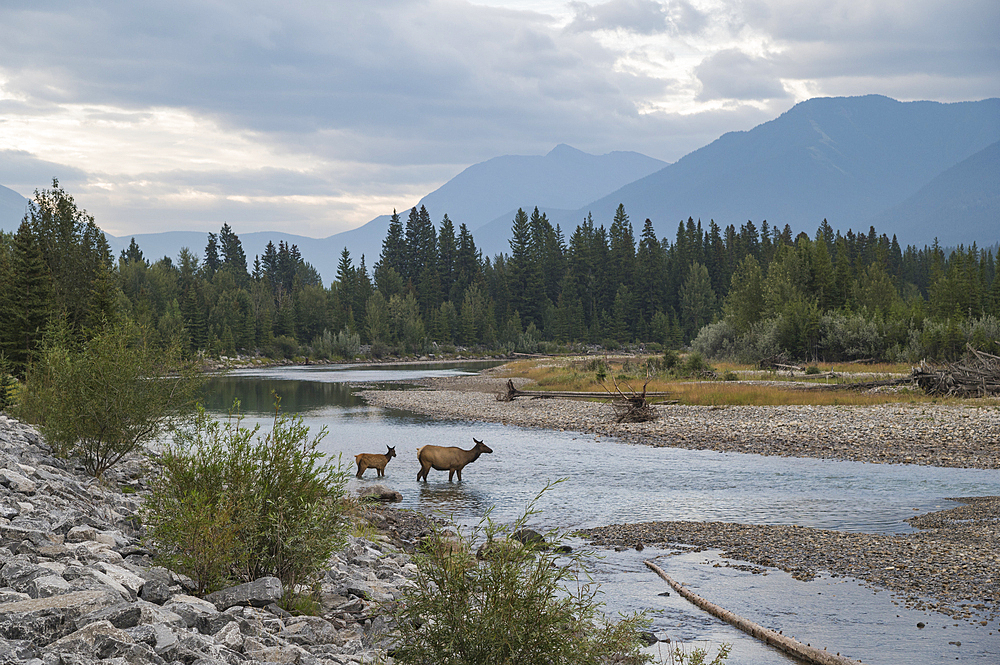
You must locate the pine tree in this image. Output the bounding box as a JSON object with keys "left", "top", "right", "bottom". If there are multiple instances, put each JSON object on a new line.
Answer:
{"left": 378, "top": 210, "right": 406, "bottom": 278}
{"left": 0, "top": 221, "right": 53, "bottom": 374}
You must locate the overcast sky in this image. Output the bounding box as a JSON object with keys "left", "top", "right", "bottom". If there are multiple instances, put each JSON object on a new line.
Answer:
{"left": 1, "top": 0, "right": 996, "bottom": 238}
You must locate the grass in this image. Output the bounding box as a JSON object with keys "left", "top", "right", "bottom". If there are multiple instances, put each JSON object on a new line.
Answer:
{"left": 495, "top": 356, "right": 1000, "bottom": 408}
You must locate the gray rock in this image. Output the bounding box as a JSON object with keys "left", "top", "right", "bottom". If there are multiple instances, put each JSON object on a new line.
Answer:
{"left": 0, "top": 557, "right": 49, "bottom": 594}
{"left": 357, "top": 485, "right": 403, "bottom": 503}
{"left": 0, "top": 589, "right": 119, "bottom": 645}
{"left": 204, "top": 576, "right": 282, "bottom": 611}
{"left": 0, "top": 469, "right": 36, "bottom": 494}
{"left": 138, "top": 579, "right": 172, "bottom": 605}
{"left": 26, "top": 575, "right": 71, "bottom": 599}
{"left": 162, "top": 595, "right": 218, "bottom": 628}
{"left": 76, "top": 601, "right": 142, "bottom": 630}
{"left": 64, "top": 526, "right": 97, "bottom": 544}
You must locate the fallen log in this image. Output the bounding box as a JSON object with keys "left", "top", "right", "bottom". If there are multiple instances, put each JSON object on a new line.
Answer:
{"left": 644, "top": 560, "right": 864, "bottom": 665}
{"left": 496, "top": 379, "right": 677, "bottom": 404}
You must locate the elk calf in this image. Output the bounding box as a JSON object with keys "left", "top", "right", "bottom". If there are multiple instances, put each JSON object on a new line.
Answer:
{"left": 417, "top": 438, "right": 492, "bottom": 482}
{"left": 355, "top": 445, "right": 396, "bottom": 478}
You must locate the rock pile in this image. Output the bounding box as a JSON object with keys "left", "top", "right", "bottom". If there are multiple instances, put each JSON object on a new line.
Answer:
{"left": 0, "top": 415, "right": 418, "bottom": 665}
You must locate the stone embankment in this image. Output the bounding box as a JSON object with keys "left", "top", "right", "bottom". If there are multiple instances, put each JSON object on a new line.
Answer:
{"left": 0, "top": 415, "right": 426, "bottom": 665}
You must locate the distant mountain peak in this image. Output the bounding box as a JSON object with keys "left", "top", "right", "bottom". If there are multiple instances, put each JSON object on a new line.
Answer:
{"left": 546, "top": 144, "right": 588, "bottom": 158}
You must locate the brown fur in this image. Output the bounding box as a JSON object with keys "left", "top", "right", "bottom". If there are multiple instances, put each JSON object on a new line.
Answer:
{"left": 355, "top": 446, "right": 396, "bottom": 478}
{"left": 416, "top": 438, "right": 493, "bottom": 482}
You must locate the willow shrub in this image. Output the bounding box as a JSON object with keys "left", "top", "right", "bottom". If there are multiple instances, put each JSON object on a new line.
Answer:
{"left": 16, "top": 319, "right": 202, "bottom": 477}
{"left": 389, "top": 483, "right": 651, "bottom": 665}
{"left": 143, "top": 399, "right": 349, "bottom": 598}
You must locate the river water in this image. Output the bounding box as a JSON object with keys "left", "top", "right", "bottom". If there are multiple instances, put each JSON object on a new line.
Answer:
{"left": 202, "top": 362, "right": 1000, "bottom": 664}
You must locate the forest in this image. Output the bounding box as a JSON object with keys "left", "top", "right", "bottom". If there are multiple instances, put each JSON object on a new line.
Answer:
{"left": 2, "top": 180, "right": 999, "bottom": 378}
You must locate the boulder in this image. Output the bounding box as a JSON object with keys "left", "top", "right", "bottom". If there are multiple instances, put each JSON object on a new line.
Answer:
{"left": 358, "top": 484, "right": 403, "bottom": 503}
{"left": 204, "top": 576, "right": 283, "bottom": 611}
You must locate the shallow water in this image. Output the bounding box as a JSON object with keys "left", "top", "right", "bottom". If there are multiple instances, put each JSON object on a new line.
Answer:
{"left": 203, "top": 364, "right": 1000, "bottom": 664}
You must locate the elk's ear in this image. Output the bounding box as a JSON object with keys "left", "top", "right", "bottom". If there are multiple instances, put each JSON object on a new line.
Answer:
{"left": 473, "top": 438, "right": 482, "bottom": 444}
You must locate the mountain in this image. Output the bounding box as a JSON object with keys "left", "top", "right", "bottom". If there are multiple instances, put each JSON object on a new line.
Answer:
{"left": 325, "top": 145, "right": 667, "bottom": 264}
{"left": 870, "top": 140, "right": 1000, "bottom": 247}
{"left": 0, "top": 185, "right": 28, "bottom": 231}
{"left": 543, "top": 95, "right": 1000, "bottom": 248}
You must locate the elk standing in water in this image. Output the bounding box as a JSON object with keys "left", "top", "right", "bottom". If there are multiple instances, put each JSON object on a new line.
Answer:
{"left": 416, "top": 438, "right": 492, "bottom": 482}
{"left": 355, "top": 446, "right": 396, "bottom": 478}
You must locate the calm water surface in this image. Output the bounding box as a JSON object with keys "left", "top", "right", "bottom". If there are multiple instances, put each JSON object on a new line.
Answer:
{"left": 203, "top": 363, "right": 1000, "bottom": 664}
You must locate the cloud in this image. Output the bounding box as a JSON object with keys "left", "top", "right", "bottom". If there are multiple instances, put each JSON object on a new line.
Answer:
{"left": 695, "top": 49, "right": 789, "bottom": 102}
{"left": 0, "top": 150, "right": 88, "bottom": 195}
{"left": 0, "top": 1, "right": 995, "bottom": 237}
{"left": 566, "top": 0, "right": 707, "bottom": 35}
{"left": 736, "top": 0, "right": 1000, "bottom": 100}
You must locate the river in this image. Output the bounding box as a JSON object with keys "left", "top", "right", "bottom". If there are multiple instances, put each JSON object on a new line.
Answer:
{"left": 202, "top": 362, "right": 1000, "bottom": 664}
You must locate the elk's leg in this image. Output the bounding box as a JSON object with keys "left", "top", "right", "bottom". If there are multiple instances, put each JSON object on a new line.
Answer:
{"left": 356, "top": 464, "right": 365, "bottom": 479}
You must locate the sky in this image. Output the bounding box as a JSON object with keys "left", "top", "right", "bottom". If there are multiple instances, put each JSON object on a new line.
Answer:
{"left": 0, "top": 0, "right": 996, "bottom": 238}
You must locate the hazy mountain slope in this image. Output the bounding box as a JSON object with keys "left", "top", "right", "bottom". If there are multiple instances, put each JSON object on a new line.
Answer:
{"left": 0, "top": 185, "right": 28, "bottom": 231}
{"left": 325, "top": 145, "right": 666, "bottom": 265}
{"left": 870, "top": 140, "right": 1000, "bottom": 247}
{"left": 418, "top": 144, "right": 666, "bottom": 230}
{"left": 564, "top": 95, "right": 1000, "bottom": 246}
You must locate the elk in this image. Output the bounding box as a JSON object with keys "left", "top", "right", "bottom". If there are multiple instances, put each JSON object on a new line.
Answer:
{"left": 355, "top": 445, "right": 396, "bottom": 479}
{"left": 416, "top": 438, "right": 493, "bottom": 482}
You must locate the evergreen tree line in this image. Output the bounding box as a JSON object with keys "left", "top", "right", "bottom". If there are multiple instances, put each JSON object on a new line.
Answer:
{"left": 3, "top": 181, "right": 1000, "bottom": 377}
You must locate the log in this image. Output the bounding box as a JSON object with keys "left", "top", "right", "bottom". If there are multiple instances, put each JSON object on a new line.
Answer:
{"left": 644, "top": 560, "right": 864, "bottom": 665}
{"left": 496, "top": 379, "right": 677, "bottom": 403}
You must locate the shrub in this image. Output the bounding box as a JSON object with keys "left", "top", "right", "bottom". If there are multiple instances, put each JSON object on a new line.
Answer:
{"left": 804, "top": 365, "right": 821, "bottom": 375}
{"left": 311, "top": 328, "right": 362, "bottom": 360}
{"left": 16, "top": 320, "right": 202, "bottom": 476}
{"left": 722, "top": 371, "right": 739, "bottom": 381}
{"left": 142, "top": 399, "right": 349, "bottom": 597}
{"left": 270, "top": 335, "right": 299, "bottom": 359}
{"left": 680, "top": 352, "right": 713, "bottom": 377}
{"left": 388, "top": 484, "right": 651, "bottom": 665}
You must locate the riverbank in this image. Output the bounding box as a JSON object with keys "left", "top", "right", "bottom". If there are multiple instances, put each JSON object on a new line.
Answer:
{"left": 0, "top": 414, "right": 426, "bottom": 664}
{"left": 357, "top": 369, "right": 1000, "bottom": 626}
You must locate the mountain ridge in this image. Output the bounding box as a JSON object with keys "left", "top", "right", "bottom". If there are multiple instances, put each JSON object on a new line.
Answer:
{"left": 3, "top": 94, "right": 998, "bottom": 281}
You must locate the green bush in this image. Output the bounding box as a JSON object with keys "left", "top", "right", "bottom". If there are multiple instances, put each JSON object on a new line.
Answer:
{"left": 804, "top": 365, "right": 821, "bottom": 375}
{"left": 16, "top": 320, "right": 202, "bottom": 476}
{"left": 680, "top": 352, "right": 713, "bottom": 377}
{"left": 389, "top": 484, "right": 651, "bottom": 665}
{"left": 142, "top": 399, "right": 349, "bottom": 597}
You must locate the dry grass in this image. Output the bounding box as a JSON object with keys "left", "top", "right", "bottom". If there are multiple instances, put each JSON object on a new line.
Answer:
{"left": 494, "top": 356, "right": 1000, "bottom": 407}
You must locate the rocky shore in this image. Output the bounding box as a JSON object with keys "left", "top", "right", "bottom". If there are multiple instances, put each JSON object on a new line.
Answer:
{"left": 0, "top": 414, "right": 431, "bottom": 665}
{"left": 358, "top": 370, "right": 1000, "bottom": 626}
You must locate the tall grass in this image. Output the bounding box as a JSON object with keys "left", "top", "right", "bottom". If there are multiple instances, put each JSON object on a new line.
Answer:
{"left": 495, "top": 357, "right": 1000, "bottom": 407}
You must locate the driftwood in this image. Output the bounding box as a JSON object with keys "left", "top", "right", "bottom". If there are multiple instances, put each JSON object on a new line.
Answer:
{"left": 758, "top": 353, "right": 792, "bottom": 370}
{"left": 496, "top": 378, "right": 677, "bottom": 404}
{"left": 602, "top": 375, "right": 661, "bottom": 423}
{"left": 911, "top": 345, "right": 1000, "bottom": 397}
{"left": 644, "top": 560, "right": 863, "bottom": 665}
{"left": 847, "top": 344, "right": 1000, "bottom": 397}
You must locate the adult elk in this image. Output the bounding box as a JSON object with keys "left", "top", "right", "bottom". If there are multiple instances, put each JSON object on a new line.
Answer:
{"left": 355, "top": 445, "right": 396, "bottom": 478}
{"left": 416, "top": 438, "right": 492, "bottom": 482}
